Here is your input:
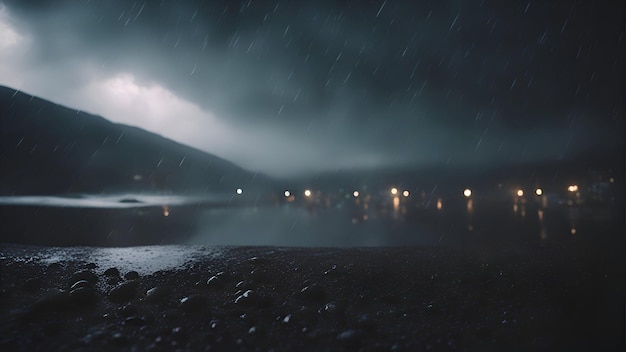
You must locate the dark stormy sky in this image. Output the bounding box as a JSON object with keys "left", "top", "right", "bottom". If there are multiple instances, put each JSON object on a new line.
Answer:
{"left": 0, "top": 1, "right": 623, "bottom": 177}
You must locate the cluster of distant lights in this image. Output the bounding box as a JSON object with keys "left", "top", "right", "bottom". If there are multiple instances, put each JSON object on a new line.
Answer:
{"left": 231, "top": 178, "right": 613, "bottom": 200}
{"left": 461, "top": 184, "right": 584, "bottom": 198}
{"left": 163, "top": 179, "right": 611, "bottom": 218}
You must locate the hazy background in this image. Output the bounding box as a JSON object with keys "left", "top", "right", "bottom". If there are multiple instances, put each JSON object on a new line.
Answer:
{"left": 0, "top": 1, "right": 623, "bottom": 177}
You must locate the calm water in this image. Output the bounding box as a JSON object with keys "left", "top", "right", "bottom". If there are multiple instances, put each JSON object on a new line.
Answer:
{"left": 0, "top": 194, "right": 620, "bottom": 248}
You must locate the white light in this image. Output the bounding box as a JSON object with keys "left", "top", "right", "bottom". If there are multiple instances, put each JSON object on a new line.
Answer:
{"left": 353, "top": 190, "right": 360, "bottom": 198}
{"left": 304, "top": 189, "right": 312, "bottom": 197}
{"left": 567, "top": 185, "right": 578, "bottom": 192}
{"left": 402, "top": 190, "right": 410, "bottom": 197}
{"left": 463, "top": 188, "right": 472, "bottom": 198}
{"left": 236, "top": 188, "right": 243, "bottom": 195}
{"left": 390, "top": 187, "right": 398, "bottom": 195}
{"left": 284, "top": 190, "right": 291, "bottom": 197}
{"left": 535, "top": 188, "right": 543, "bottom": 196}
{"left": 516, "top": 189, "right": 524, "bottom": 197}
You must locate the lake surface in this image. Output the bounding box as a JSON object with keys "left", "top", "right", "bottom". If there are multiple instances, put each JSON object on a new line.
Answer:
{"left": 0, "top": 193, "right": 620, "bottom": 249}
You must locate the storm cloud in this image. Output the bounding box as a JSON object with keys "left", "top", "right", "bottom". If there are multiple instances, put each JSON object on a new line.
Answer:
{"left": 0, "top": 0, "right": 622, "bottom": 177}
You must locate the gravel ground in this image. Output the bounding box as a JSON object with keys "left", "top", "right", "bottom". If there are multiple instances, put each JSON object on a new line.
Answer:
{"left": 0, "top": 244, "right": 623, "bottom": 351}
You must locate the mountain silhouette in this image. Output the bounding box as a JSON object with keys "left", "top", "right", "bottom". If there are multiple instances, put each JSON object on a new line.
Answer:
{"left": 0, "top": 86, "right": 264, "bottom": 195}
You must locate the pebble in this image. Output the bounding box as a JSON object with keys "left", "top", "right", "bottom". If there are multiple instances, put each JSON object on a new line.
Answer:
{"left": 104, "top": 267, "right": 120, "bottom": 277}
{"left": 109, "top": 332, "right": 128, "bottom": 346}
{"left": 298, "top": 284, "right": 327, "bottom": 302}
{"left": 179, "top": 294, "right": 207, "bottom": 311}
{"left": 206, "top": 275, "right": 224, "bottom": 289}
{"left": 144, "top": 286, "right": 169, "bottom": 303}
{"left": 124, "top": 316, "right": 148, "bottom": 326}
{"left": 337, "top": 329, "right": 361, "bottom": 347}
{"left": 71, "top": 270, "right": 98, "bottom": 285}
{"left": 31, "top": 289, "right": 71, "bottom": 313}
{"left": 108, "top": 281, "right": 138, "bottom": 303}
{"left": 124, "top": 271, "right": 139, "bottom": 280}
{"left": 234, "top": 289, "right": 269, "bottom": 308}
{"left": 46, "top": 262, "right": 62, "bottom": 271}
{"left": 70, "top": 280, "right": 91, "bottom": 290}
{"left": 235, "top": 280, "right": 250, "bottom": 289}
{"left": 69, "top": 287, "right": 97, "bottom": 306}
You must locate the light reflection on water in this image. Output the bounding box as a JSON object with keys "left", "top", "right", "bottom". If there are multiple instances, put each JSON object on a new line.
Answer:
{"left": 0, "top": 194, "right": 620, "bottom": 247}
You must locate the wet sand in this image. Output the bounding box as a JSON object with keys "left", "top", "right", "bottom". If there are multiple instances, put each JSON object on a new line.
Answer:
{"left": 0, "top": 244, "right": 623, "bottom": 351}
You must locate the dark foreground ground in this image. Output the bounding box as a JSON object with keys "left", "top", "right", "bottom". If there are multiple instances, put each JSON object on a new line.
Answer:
{"left": 0, "top": 244, "right": 623, "bottom": 351}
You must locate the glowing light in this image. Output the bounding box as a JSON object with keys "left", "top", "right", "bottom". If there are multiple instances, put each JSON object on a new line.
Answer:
{"left": 436, "top": 198, "right": 443, "bottom": 210}
{"left": 353, "top": 190, "right": 360, "bottom": 198}
{"left": 535, "top": 188, "right": 543, "bottom": 196}
{"left": 390, "top": 187, "right": 398, "bottom": 195}
{"left": 236, "top": 188, "right": 243, "bottom": 195}
{"left": 392, "top": 196, "right": 400, "bottom": 210}
{"left": 284, "top": 190, "right": 291, "bottom": 197}
{"left": 516, "top": 189, "right": 524, "bottom": 197}
{"left": 609, "top": 177, "right": 615, "bottom": 183}
{"left": 570, "top": 228, "right": 577, "bottom": 235}
{"left": 162, "top": 205, "right": 170, "bottom": 217}
{"left": 463, "top": 188, "right": 472, "bottom": 198}
{"left": 402, "top": 190, "right": 410, "bottom": 197}
{"left": 304, "top": 189, "right": 312, "bottom": 197}
{"left": 567, "top": 185, "right": 578, "bottom": 192}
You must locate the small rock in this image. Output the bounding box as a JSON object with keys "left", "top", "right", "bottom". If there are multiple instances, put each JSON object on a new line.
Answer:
{"left": 235, "top": 280, "right": 250, "bottom": 289}
{"left": 70, "top": 280, "right": 91, "bottom": 290}
{"left": 323, "top": 264, "right": 339, "bottom": 276}
{"left": 248, "top": 256, "right": 269, "bottom": 266}
{"left": 298, "top": 284, "right": 327, "bottom": 302}
{"left": 179, "top": 294, "right": 207, "bottom": 311}
{"left": 71, "top": 270, "right": 98, "bottom": 285}
{"left": 124, "top": 316, "right": 147, "bottom": 326}
{"left": 206, "top": 275, "right": 224, "bottom": 289}
{"left": 46, "top": 262, "right": 62, "bottom": 271}
{"left": 320, "top": 302, "right": 339, "bottom": 315}
{"left": 84, "top": 263, "right": 97, "bottom": 270}
{"left": 234, "top": 289, "right": 270, "bottom": 308}
{"left": 70, "top": 287, "right": 97, "bottom": 306}
{"left": 104, "top": 267, "right": 120, "bottom": 277}
{"left": 248, "top": 325, "right": 264, "bottom": 339}
{"left": 144, "top": 286, "right": 169, "bottom": 303}
{"left": 124, "top": 271, "right": 139, "bottom": 280}
{"left": 108, "top": 281, "right": 138, "bottom": 303}
{"left": 337, "top": 329, "right": 361, "bottom": 347}
{"left": 31, "top": 289, "right": 71, "bottom": 313}
{"left": 109, "top": 332, "right": 128, "bottom": 346}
